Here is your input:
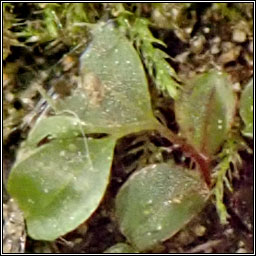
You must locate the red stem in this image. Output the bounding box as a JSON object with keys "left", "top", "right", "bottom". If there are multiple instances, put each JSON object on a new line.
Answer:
{"left": 157, "top": 123, "right": 211, "bottom": 187}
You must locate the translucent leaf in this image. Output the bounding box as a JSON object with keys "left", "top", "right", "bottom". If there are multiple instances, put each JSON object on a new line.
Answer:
{"left": 175, "top": 71, "right": 236, "bottom": 157}
{"left": 8, "top": 136, "right": 116, "bottom": 240}
{"left": 104, "top": 243, "right": 138, "bottom": 253}
{"left": 24, "top": 114, "right": 114, "bottom": 150}
{"left": 25, "top": 115, "right": 85, "bottom": 147}
{"left": 115, "top": 162, "right": 209, "bottom": 251}
{"left": 14, "top": 115, "right": 91, "bottom": 165}
{"left": 239, "top": 79, "right": 253, "bottom": 138}
{"left": 56, "top": 22, "right": 158, "bottom": 137}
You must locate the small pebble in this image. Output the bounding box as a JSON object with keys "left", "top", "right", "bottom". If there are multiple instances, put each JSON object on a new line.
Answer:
{"left": 211, "top": 44, "right": 220, "bottom": 55}
{"left": 212, "top": 37, "right": 221, "bottom": 44}
{"left": 185, "top": 27, "right": 193, "bottom": 34}
{"left": 233, "top": 82, "right": 241, "bottom": 92}
{"left": 203, "top": 27, "right": 210, "bottom": 33}
{"left": 236, "top": 248, "right": 247, "bottom": 253}
{"left": 175, "top": 51, "right": 190, "bottom": 63}
{"left": 224, "top": 228, "right": 234, "bottom": 235}
{"left": 238, "top": 240, "right": 245, "bottom": 247}
{"left": 218, "top": 46, "right": 241, "bottom": 64}
{"left": 193, "top": 225, "right": 206, "bottom": 237}
{"left": 191, "top": 35, "right": 206, "bottom": 54}
{"left": 248, "top": 40, "right": 253, "bottom": 53}
{"left": 5, "top": 93, "right": 14, "bottom": 102}
{"left": 232, "top": 29, "right": 247, "bottom": 43}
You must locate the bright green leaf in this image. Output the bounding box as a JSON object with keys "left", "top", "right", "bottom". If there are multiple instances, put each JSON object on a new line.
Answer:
{"left": 115, "top": 162, "right": 209, "bottom": 251}
{"left": 175, "top": 71, "right": 236, "bottom": 157}
{"left": 239, "top": 78, "right": 253, "bottom": 138}
{"left": 8, "top": 136, "right": 116, "bottom": 240}
{"left": 56, "top": 22, "right": 158, "bottom": 137}
{"left": 104, "top": 243, "right": 138, "bottom": 253}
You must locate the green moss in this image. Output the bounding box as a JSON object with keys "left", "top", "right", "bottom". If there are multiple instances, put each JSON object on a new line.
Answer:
{"left": 212, "top": 134, "right": 250, "bottom": 224}
{"left": 3, "top": 3, "right": 22, "bottom": 60}
{"left": 113, "top": 6, "right": 180, "bottom": 99}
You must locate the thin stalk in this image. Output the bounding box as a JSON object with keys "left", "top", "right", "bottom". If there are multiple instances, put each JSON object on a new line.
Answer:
{"left": 156, "top": 122, "right": 211, "bottom": 186}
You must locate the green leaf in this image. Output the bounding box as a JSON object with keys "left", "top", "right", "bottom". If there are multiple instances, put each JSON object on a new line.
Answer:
{"left": 56, "top": 22, "right": 158, "bottom": 137}
{"left": 8, "top": 136, "right": 116, "bottom": 240}
{"left": 175, "top": 70, "right": 236, "bottom": 157}
{"left": 239, "top": 78, "right": 253, "bottom": 138}
{"left": 7, "top": 21, "right": 160, "bottom": 242}
{"left": 25, "top": 115, "right": 85, "bottom": 147}
{"left": 14, "top": 115, "right": 91, "bottom": 165}
{"left": 115, "top": 162, "right": 209, "bottom": 251}
{"left": 104, "top": 243, "right": 138, "bottom": 253}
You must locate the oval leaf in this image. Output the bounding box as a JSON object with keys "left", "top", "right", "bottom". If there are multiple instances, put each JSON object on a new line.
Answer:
{"left": 14, "top": 115, "right": 93, "bottom": 168}
{"left": 56, "top": 22, "right": 157, "bottom": 136}
{"left": 175, "top": 71, "right": 236, "bottom": 157}
{"left": 239, "top": 78, "right": 253, "bottom": 138}
{"left": 115, "top": 162, "right": 209, "bottom": 251}
{"left": 104, "top": 243, "right": 138, "bottom": 253}
{"left": 26, "top": 115, "right": 85, "bottom": 147}
{"left": 8, "top": 136, "right": 116, "bottom": 240}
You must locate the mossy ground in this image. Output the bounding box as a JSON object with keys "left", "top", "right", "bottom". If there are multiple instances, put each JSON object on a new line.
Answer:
{"left": 3, "top": 3, "right": 253, "bottom": 253}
